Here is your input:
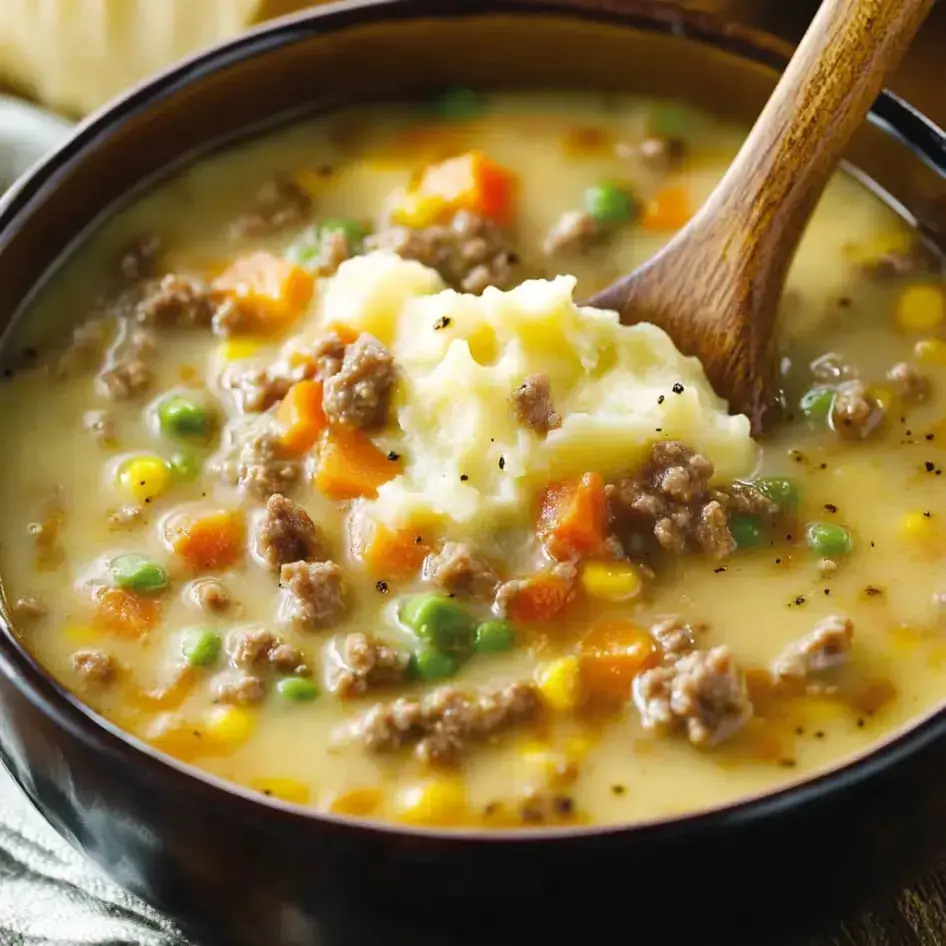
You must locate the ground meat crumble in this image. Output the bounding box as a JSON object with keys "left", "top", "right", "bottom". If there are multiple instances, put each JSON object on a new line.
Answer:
{"left": 886, "top": 361, "right": 930, "bottom": 403}
{"left": 229, "top": 627, "right": 308, "bottom": 675}
{"left": 70, "top": 650, "right": 116, "bottom": 688}
{"left": 633, "top": 644, "right": 752, "bottom": 747}
{"left": 229, "top": 176, "right": 312, "bottom": 239}
{"left": 279, "top": 561, "right": 348, "bottom": 631}
{"left": 327, "top": 632, "right": 409, "bottom": 699}
{"left": 11, "top": 596, "right": 47, "bottom": 623}
{"left": 213, "top": 672, "right": 266, "bottom": 706}
{"left": 511, "top": 373, "right": 561, "bottom": 434}
{"left": 189, "top": 578, "right": 233, "bottom": 614}
{"left": 771, "top": 615, "right": 855, "bottom": 684}
{"left": 217, "top": 430, "right": 302, "bottom": 499}
{"left": 321, "top": 333, "right": 396, "bottom": 430}
{"left": 424, "top": 542, "right": 499, "bottom": 599}
{"left": 542, "top": 210, "right": 600, "bottom": 256}
{"left": 257, "top": 494, "right": 329, "bottom": 572}
{"left": 831, "top": 379, "right": 883, "bottom": 439}
{"left": 607, "top": 441, "right": 777, "bottom": 560}
{"left": 349, "top": 681, "right": 540, "bottom": 765}
{"left": 367, "top": 210, "right": 518, "bottom": 293}
{"left": 134, "top": 274, "right": 221, "bottom": 328}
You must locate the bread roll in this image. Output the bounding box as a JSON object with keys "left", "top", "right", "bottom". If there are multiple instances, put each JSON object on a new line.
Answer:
{"left": 0, "top": 0, "right": 317, "bottom": 117}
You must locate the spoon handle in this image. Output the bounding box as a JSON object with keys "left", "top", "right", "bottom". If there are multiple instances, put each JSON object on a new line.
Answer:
{"left": 694, "top": 0, "right": 935, "bottom": 273}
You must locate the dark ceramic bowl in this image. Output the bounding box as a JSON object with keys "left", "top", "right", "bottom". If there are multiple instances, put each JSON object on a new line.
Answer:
{"left": 1, "top": 3, "right": 945, "bottom": 945}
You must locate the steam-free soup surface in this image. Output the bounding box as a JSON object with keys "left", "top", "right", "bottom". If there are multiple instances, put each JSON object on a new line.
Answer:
{"left": 2, "top": 92, "right": 944, "bottom": 828}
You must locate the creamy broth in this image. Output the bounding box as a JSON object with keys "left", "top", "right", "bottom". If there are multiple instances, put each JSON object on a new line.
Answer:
{"left": 1, "top": 91, "right": 944, "bottom": 828}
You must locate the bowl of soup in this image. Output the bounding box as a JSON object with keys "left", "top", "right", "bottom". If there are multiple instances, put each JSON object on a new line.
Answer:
{"left": 0, "top": 2, "right": 944, "bottom": 944}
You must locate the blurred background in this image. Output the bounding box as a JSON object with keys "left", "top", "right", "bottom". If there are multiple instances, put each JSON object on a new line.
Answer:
{"left": 0, "top": 0, "right": 944, "bottom": 125}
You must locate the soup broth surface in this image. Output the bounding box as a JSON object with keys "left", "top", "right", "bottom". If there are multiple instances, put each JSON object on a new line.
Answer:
{"left": 2, "top": 91, "right": 944, "bottom": 828}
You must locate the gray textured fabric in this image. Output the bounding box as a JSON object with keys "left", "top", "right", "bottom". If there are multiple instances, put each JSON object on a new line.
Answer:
{"left": 0, "top": 767, "right": 187, "bottom": 946}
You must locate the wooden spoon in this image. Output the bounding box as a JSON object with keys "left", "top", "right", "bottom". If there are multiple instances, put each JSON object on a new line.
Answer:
{"left": 588, "top": 0, "right": 935, "bottom": 434}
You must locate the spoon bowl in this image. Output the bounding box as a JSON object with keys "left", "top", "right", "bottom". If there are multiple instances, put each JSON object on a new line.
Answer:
{"left": 589, "top": 0, "right": 935, "bottom": 433}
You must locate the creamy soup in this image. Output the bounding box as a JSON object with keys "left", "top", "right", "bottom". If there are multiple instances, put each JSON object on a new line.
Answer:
{"left": 1, "top": 91, "right": 944, "bottom": 829}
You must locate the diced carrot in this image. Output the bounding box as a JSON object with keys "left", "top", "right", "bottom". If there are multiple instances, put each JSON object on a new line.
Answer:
{"left": 361, "top": 524, "right": 430, "bottom": 579}
{"left": 126, "top": 669, "right": 196, "bottom": 712}
{"left": 213, "top": 251, "right": 314, "bottom": 331}
{"left": 578, "top": 621, "right": 659, "bottom": 701}
{"left": 324, "top": 322, "right": 359, "bottom": 346}
{"left": 315, "top": 427, "right": 402, "bottom": 500}
{"left": 537, "top": 472, "right": 607, "bottom": 561}
{"left": 93, "top": 588, "right": 160, "bottom": 639}
{"left": 276, "top": 380, "right": 327, "bottom": 454}
{"left": 400, "top": 151, "right": 516, "bottom": 227}
{"left": 504, "top": 573, "right": 574, "bottom": 623}
{"left": 169, "top": 510, "right": 246, "bottom": 571}
{"left": 145, "top": 715, "right": 210, "bottom": 763}
{"left": 641, "top": 183, "right": 692, "bottom": 232}
{"left": 327, "top": 787, "right": 384, "bottom": 816}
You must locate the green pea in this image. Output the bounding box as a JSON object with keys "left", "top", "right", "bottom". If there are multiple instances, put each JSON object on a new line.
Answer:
{"left": 320, "top": 218, "right": 368, "bottom": 252}
{"left": 181, "top": 628, "right": 221, "bottom": 668}
{"left": 409, "top": 645, "right": 458, "bottom": 682}
{"left": 434, "top": 86, "right": 480, "bottom": 121}
{"left": 800, "top": 387, "right": 835, "bottom": 421}
{"left": 109, "top": 554, "right": 169, "bottom": 594}
{"left": 400, "top": 594, "right": 474, "bottom": 652}
{"left": 806, "top": 522, "right": 853, "bottom": 557}
{"left": 276, "top": 677, "right": 319, "bottom": 702}
{"left": 158, "top": 396, "right": 213, "bottom": 443}
{"left": 169, "top": 452, "right": 201, "bottom": 482}
{"left": 474, "top": 619, "right": 516, "bottom": 654}
{"left": 649, "top": 103, "right": 692, "bottom": 139}
{"left": 729, "top": 515, "right": 765, "bottom": 550}
{"left": 753, "top": 477, "right": 799, "bottom": 511}
{"left": 584, "top": 183, "right": 637, "bottom": 225}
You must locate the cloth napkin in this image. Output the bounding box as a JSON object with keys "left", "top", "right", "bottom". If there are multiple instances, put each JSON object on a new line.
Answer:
{"left": 0, "top": 767, "right": 187, "bottom": 946}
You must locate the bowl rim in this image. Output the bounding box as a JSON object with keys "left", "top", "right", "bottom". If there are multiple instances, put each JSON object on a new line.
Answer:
{"left": 1, "top": 0, "right": 945, "bottom": 843}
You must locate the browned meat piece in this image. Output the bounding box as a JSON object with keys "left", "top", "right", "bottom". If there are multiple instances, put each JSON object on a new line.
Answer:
{"left": 96, "top": 358, "right": 152, "bottom": 400}
{"left": 886, "top": 361, "right": 930, "bottom": 403}
{"left": 832, "top": 379, "right": 883, "bottom": 439}
{"left": 213, "top": 672, "right": 266, "bottom": 706}
{"left": 633, "top": 645, "right": 751, "bottom": 747}
{"left": 135, "top": 274, "right": 219, "bottom": 328}
{"left": 229, "top": 627, "right": 308, "bottom": 674}
{"left": 542, "top": 210, "right": 600, "bottom": 256}
{"left": 636, "top": 135, "right": 687, "bottom": 173}
{"left": 322, "top": 333, "right": 396, "bottom": 429}
{"left": 108, "top": 505, "right": 145, "bottom": 531}
{"left": 11, "top": 596, "right": 47, "bottom": 623}
{"left": 118, "top": 233, "right": 161, "bottom": 282}
{"left": 235, "top": 370, "right": 294, "bottom": 413}
{"left": 190, "top": 578, "right": 232, "bottom": 614}
{"left": 809, "top": 352, "right": 859, "bottom": 384}
{"left": 312, "top": 331, "right": 347, "bottom": 379}
{"left": 257, "top": 494, "right": 328, "bottom": 572}
{"left": 70, "top": 650, "right": 116, "bottom": 687}
{"left": 84, "top": 409, "right": 117, "bottom": 447}
{"left": 518, "top": 790, "right": 579, "bottom": 825}
{"left": 351, "top": 681, "right": 540, "bottom": 765}
{"left": 280, "top": 561, "right": 348, "bottom": 631}
{"left": 771, "top": 615, "right": 854, "bottom": 684}
{"left": 28, "top": 491, "right": 66, "bottom": 572}
{"left": 230, "top": 176, "right": 312, "bottom": 239}
{"left": 368, "top": 210, "right": 518, "bottom": 293}
{"left": 511, "top": 374, "right": 561, "bottom": 435}
{"left": 607, "top": 441, "right": 774, "bottom": 560}
{"left": 424, "top": 542, "right": 499, "bottom": 599}
{"left": 327, "top": 632, "right": 409, "bottom": 698}
{"left": 312, "top": 229, "right": 354, "bottom": 278}
{"left": 650, "top": 617, "right": 698, "bottom": 661}
{"left": 232, "top": 432, "right": 301, "bottom": 498}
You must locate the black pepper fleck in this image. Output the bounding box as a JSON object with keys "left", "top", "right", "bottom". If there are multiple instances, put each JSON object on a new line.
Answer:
{"left": 814, "top": 730, "right": 825, "bottom": 739}
{"left": 819, "top": 462, "right": 828, "bottom": 470}
{"left": 824, "top": 588, "right": 831, "bottom": 595}
{"left": 779, "top": 759, "right": 797, "bottom": 768}
{"left": 857, "top": 718, "right": 865, "bottom": 728}
{"left": 415, "top": 536, "right": 423, "bottom": 545}
{"left": 713, "top": 567, "right": 727, "bottom": 574}
{"left": 375, "top": 580, "right": 389, "bottom": 594}
{"left": 824, "top": 503, "right": 838, "bottom": 513}
{"left": 553, "top": 795, "right": 575, "bottom": 816}
{"left": 460, "top": 474, "right": 469, "bottom": 482}
{"left": 433, "top": 317, "right": 451, "bottom": 330}
{"left": 924, "top": 510, "right": 933, "bottom": 518}
{"left": 498, "top": 456, "right": 505, "bottom": 470}
{"left": 795, "top": 595, "right": 806, "bottom": 606}
{"left": 864, "top": 586, "right": 883, "bottom": 597}
{"left": 611, "top": 784, "right": 626, "bottom": 796}
{"left": 926, "top": 461, "right": 936, "bottom": 472}
{"left": 775, "top": 558, "right": 782, "bottom": 565}
{"left": 926, "top": 433, "right": 935, "bottom": 441}
{"left": 387, "top": 451, "right": 401, "bottom": 462}
{"left": 657, "top": 395, "right": 665, "bottom": 405}
{"left": 672, "top": 383, "right": 684, "bottom": 394}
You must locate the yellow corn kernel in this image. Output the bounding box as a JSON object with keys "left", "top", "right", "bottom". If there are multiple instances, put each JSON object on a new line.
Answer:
{"left": 326, "top": 787, "right": 384, "bottom": 817}
{"left": 64, "top": 625, "right": 98, "bottom": 645}
{"left": 389, "top": 190, "right": 445, "bottom": 228}
{"left": 899, "top": 510, "right": 938, "bottom": 543}
{"left": 896, "top": 284, "right": 945, "bottom": 333}
{"left": 580, "top": 560, "right": 642, "bottom": 602}
{"left": 220, "top": 338, "right": 261, "bottom": 361}
{"left": 249, "top": 777, "right": 310, "bottom": 805}
{"left": 118, "top": 455, "right": 170, "bottom": 503}
{"left": 535, "top": 655, "right": 581, "bottom": 712}
{"left": 395, "top": 778, "right": 467, "bottom": 826}
{"left": 204, "top": 705, "right": 255, "bottom": 748}
{"left": 145, "top": 714, "right": 208, "bottom": 763}
{"left": 914, "top": 337, "right": 946, "bottom": 366}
